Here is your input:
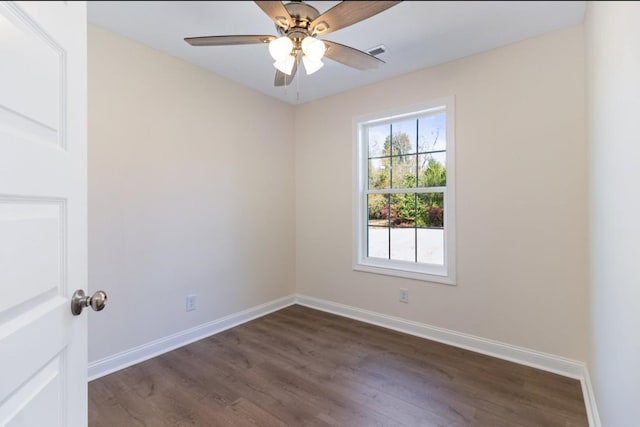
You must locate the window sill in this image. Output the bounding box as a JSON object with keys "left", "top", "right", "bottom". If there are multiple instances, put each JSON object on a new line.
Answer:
{"left": 353, "top": 260, "right": 456, "bottom": 285}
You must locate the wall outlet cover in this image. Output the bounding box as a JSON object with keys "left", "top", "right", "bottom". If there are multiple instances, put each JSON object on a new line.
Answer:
{"left": 400, "top": 288, "right": 409, "bottom": 303}
{"left": 186, "top": 294, "right": 197, "bottom": 311}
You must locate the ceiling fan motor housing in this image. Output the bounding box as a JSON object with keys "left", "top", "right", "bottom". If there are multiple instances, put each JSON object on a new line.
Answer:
{"left": 278, "top": 1, "right": 323, "bottom": 48}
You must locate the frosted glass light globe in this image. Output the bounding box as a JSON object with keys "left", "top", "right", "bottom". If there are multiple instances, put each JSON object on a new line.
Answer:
{"left": 301, "top": 36, "right": 326, "bottom": 61}
{"left": 303, "top": 56, "right": 324, "bottom": 75}
{"left": 274, "top": 55, "right": 295, "bottom": 75}
{"left": 269, "top": 36, "right": 293, "bottom": 61}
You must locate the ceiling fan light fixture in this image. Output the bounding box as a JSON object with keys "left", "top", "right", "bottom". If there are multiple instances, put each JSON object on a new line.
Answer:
{"left": 302, "top": 56, "right": 324, "bottom": 75}
{"left": 274, "top": 54, "right": 296, "bottom": 75}
{"left": 301, "top": 36, "right": 326, "bottom": 61}
{"left": 185, "top": 0, "right": 402, "bottom": 87}
{"left": 268, "top": 36, "right": 293, "bottom": 61}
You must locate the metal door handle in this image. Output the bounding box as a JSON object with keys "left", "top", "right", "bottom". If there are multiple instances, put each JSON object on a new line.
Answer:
{"left": 71, "top": 289, "right": 107, "bottom": 316}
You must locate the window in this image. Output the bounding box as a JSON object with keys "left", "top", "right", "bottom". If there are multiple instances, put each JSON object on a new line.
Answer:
{"left": 353, "top": 98, "right": 455, "bottom": 284}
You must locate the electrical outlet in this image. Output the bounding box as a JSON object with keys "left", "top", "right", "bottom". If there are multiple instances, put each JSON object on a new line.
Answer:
{"left": 186, "top": 294, "right": 197, "bottom": 311}
{"left": 399, "top": 288, "right": 408, "bottom": 303}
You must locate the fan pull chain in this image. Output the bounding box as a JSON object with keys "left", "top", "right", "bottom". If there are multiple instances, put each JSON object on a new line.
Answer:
{"left": 296, "top": 65, "right": 300, "bottom": 102}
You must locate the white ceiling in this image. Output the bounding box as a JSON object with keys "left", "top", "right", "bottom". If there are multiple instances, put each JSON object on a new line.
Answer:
{"left": 87, "top": 1, "right": 585, "bottom": 105}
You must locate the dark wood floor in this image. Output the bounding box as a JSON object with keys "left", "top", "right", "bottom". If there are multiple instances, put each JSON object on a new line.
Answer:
{"left": 89, "top": 305, "right": 588, "bottom": 426}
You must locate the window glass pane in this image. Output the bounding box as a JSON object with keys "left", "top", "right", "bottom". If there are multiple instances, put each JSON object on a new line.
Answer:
{"left": 391, "top": 155, "right": 417, "bottom": 189}
{"left": 389, "top": 193, "right": 416, "bottom": 262}
{"left": 418, "top": 112, "right": 446, "bottom": 153}
{"left": 416, "top": 192, "right": 444, "bottom": 265}
{"left": 368, "top": 158, "right": 390, "bottom": 190}
{"left": 418, "top": 152, "right": 447, "bottom": 187}
{"left": 417, "top": 228, "right": 444, "bottom": 265}
{"left": 368, "top": 226, "right": 389, "bottom": 259}
{"left": 417, "top": 193, "right": 444, "bottom": 228}
{"left": 368, "top": 194, "right": 390, "bottom": 259}
{"left": 368, "top": 124, "right": 390, "bottom": 158}
{"left": 390, "top": 194, "right": 416, "bottom": 228}
{"left": 391, "top": 228, "right": 416, "bottom": 262}
{"left": 368, "top": 194, "right": 389, "bottom": 226}
{"left": 391, "top": 120, "right": 417, "bottom": 155}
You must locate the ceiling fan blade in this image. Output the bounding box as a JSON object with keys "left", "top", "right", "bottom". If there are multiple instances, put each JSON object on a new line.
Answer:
{"left": 323, "top": 40, "right": 384, "bottom": 70}
{"left": 310, "top": 1, "right": 402, "bottom": 36}
{"left": 274, "top": 68, "right": 294, "bottom": 87}
{"left": 274, "top": 54, "right": 300, "bottom": 87}
{"left": 255, "top": 1, "right": 293, "bottom": 30}
{"left": 184, "top": 35, "right": 275, "bottom": 46}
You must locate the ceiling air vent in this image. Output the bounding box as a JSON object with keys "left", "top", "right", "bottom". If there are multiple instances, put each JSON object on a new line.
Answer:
{"left": 367, "top": 45, "right": 387, "bottom": 56}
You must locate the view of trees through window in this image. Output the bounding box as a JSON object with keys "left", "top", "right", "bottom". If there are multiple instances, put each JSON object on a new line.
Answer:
{"left": 365, "top": 112, "right": 447, "bottom": 264}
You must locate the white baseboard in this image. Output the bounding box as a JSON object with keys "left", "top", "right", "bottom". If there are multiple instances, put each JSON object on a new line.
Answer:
{"left": 88, "top": 294, "right": 296, "bottom": 381}
{"left": 580, "top": 366, "right": 601, "bottom": 427}
{"left": 295, "top": 294, "right": 601, "bottom": 427}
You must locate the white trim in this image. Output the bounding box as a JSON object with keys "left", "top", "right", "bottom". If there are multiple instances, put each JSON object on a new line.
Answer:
{"left": 295, "top": 294, "right": 600, "bottom": 426}
{"left": 581, "top": 367, "right": 601, "bottom": 427}
{"left": 352, "top": 96, "right": 456, "bottom": 285}
{"left": 353, "top": 261, "right": 454, "bottom": 285}
{"left": 367, "top": 186, "right": 446, "bottom": 195}
{"left": 87, "top": 295, "right": 296, "bottom": 381}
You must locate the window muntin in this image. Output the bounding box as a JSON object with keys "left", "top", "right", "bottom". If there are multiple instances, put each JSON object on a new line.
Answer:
{"left": 354, "top": 99, "right": 455, "bottom": 284}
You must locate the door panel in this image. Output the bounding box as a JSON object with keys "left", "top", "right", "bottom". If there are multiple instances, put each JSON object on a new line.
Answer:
{"left": 0, "top": 201, "right": 62, "bottom": 313}
{"left": 2, "top": 358, "right": 63, "bottom": 427}
{"left": 0, "top": 1, "right": 62, "bottom": 147}
{"left": 0, "top": 1, "right": 87, "bottom": 426}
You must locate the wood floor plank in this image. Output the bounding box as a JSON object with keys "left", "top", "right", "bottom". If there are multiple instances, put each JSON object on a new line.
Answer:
{"left": 89, "top": 305, "right": 588, "bottom": 426}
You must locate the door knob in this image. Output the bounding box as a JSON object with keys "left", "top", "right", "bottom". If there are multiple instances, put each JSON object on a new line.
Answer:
{"left": 71, "top": 289, "right": 108, "bottom": 316}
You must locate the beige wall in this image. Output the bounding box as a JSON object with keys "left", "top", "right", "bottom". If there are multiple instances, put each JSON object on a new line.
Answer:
{"left": 88, "top": 23, "right": 590, "bottom": 366}
{"left": 587, "top": 2, "right": 640, "bottom": 425}
{"left": 88, "top": 26, "right": 296, "bottom": 362}
{"left": 296, "top": 26, "right": 589, "bottom": 360}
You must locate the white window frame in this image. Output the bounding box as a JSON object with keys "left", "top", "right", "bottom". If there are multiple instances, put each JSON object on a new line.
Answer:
{"left": 352, "top": 97, "right": 456, "bottom": 285}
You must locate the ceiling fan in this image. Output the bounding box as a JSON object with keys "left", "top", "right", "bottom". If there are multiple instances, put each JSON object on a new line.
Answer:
{"left": 184, "top": 1, "right": 402, "bottom": 87}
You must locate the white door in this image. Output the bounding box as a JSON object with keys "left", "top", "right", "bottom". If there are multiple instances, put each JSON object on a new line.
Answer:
{"left": 0, "top": 1, "right": 88, "bottom": 426}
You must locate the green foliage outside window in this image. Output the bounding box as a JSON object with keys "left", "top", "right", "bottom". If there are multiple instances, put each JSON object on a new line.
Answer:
{"left": 368, "top": 132, "right": 446, "bottom": 228}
